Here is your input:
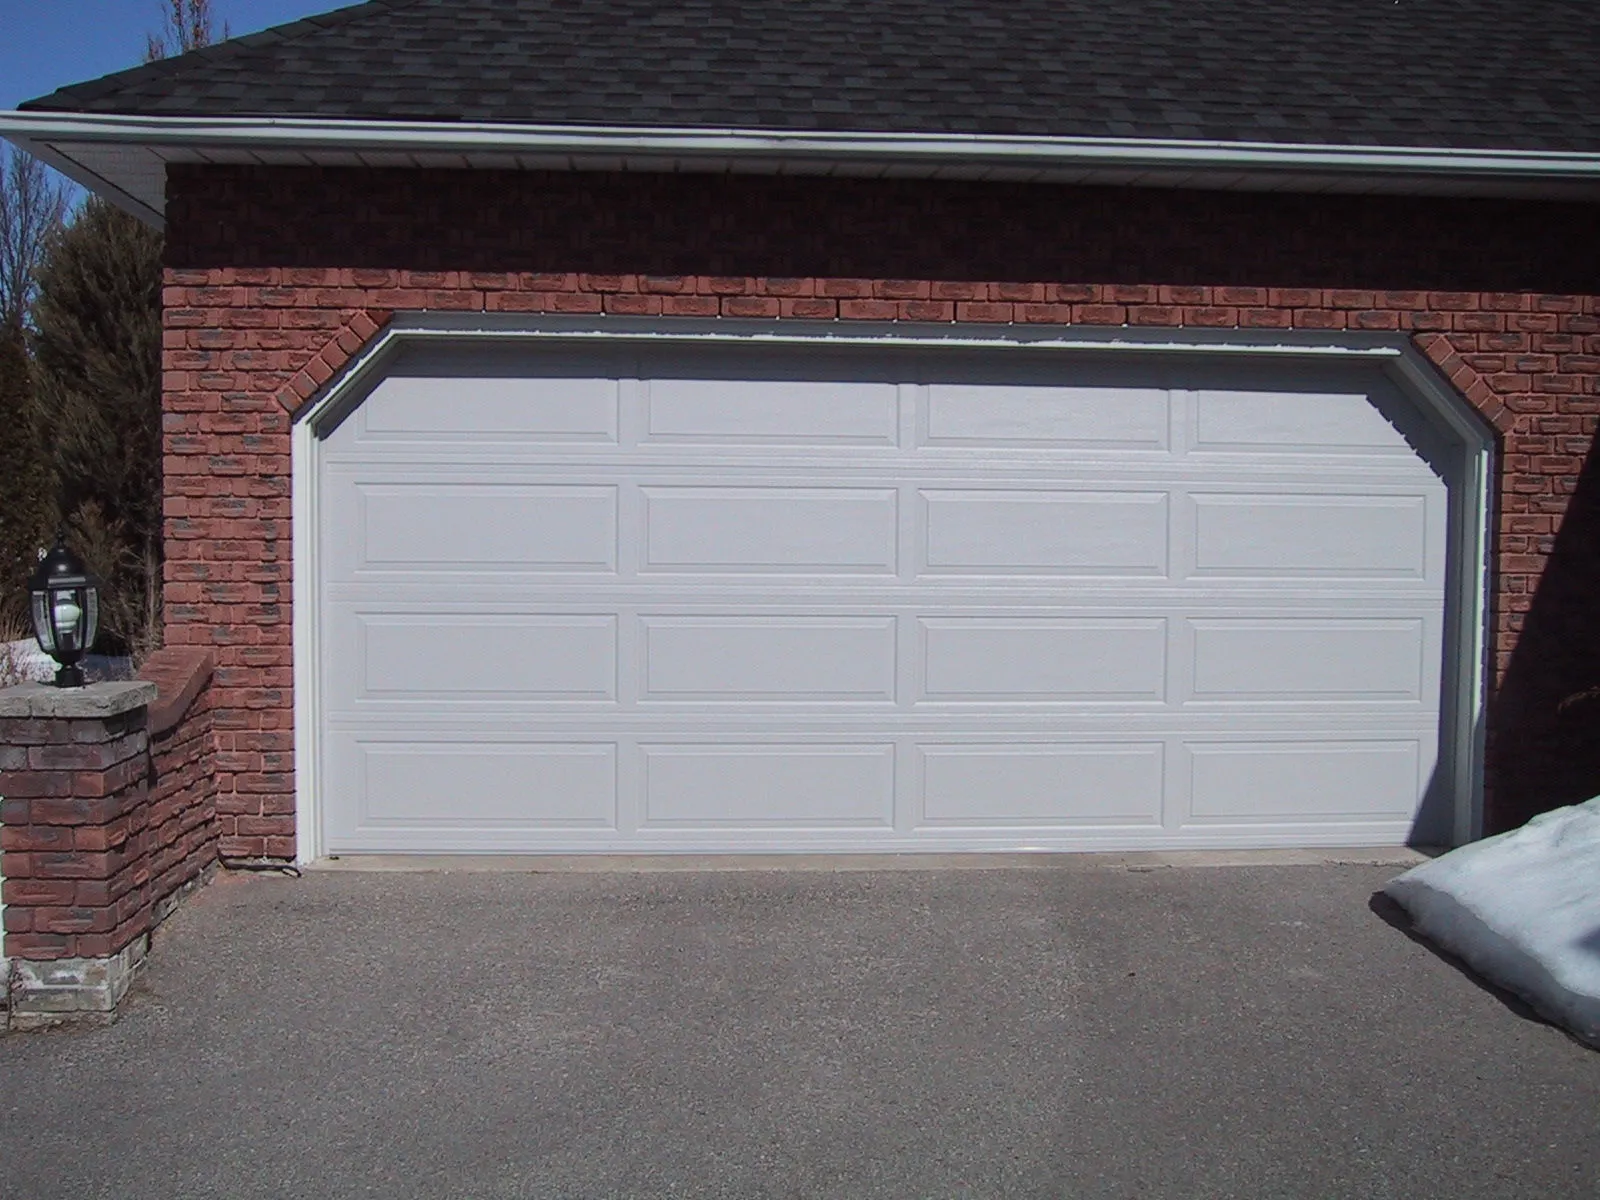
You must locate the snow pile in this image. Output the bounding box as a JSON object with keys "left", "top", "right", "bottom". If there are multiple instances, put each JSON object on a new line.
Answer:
{"left": 2, "top": 639, "right": 55, "bottom": 685}
{"left": 1, "top": 640, "right": 136, "bottom": 687}
{"left": 1385, "top": 796, "right": 1600, "bottom": 1048}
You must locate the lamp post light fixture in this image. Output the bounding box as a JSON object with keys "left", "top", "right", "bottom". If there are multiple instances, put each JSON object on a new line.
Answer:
{"left": 28, "top": 533, "right": 101, "bottom": 689}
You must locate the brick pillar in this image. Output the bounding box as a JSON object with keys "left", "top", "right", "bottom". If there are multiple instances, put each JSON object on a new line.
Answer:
{"left": 1, "top": 680, "right": 157, "bottom": 1024}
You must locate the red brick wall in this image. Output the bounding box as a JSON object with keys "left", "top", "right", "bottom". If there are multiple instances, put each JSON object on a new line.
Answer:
{"left": 140, "top": 648, "right": 219, "bottom": 910}
{"left": 0, "top": 706, "right": 152, "bottom": 960}
{"left": 160, "top": 166, "right": 1600, "bottom": 851}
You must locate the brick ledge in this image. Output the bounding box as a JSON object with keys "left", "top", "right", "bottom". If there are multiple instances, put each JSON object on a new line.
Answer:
{"left": 137, "top": 648, "right": 215, "bottom": 738}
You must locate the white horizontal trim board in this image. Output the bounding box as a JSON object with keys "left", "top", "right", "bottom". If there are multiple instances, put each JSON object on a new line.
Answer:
{"left": 292, "top": 319, "right": 1492, "bottom": 861}
{"left": 5, "top": 111, "right": 1600, "bottom": 226}
{"left": 7, "top": 112, "right": 1600, "bottom": 176}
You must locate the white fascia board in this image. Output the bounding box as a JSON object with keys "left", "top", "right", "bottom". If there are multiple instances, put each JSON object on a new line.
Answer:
{"left": 4, "top": 110, "right": 1600, "bottom": 219}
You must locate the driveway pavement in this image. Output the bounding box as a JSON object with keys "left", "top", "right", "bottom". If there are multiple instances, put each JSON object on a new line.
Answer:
{"left": 1, "top": 860, "right": 1595, "bottom": 1199}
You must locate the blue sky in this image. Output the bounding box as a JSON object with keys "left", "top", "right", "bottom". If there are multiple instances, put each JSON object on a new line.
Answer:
{"left": 1, "top": 1, "right": 345, "bottom": 109}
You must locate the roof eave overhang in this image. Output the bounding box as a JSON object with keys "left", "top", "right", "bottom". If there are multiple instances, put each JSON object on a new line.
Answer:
{"left": 5, "top": 111, "right": 1600, "bottom": 230}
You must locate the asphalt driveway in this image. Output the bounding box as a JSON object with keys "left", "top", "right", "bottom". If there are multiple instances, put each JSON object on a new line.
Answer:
{"left": 1, "top": 859, "right": 1595, "bottom": 1199}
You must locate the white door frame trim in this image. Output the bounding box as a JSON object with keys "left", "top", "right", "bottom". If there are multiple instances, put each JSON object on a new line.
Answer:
{"left": 290, "top": 316, "right": 1494, "bottom": 863}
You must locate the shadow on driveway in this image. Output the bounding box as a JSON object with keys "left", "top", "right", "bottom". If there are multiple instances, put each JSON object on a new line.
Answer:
{"left": 1365, "top": 890, "right": 1559, "bottom": 1032}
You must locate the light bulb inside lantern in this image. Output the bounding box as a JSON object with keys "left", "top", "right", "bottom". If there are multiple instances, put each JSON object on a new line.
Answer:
{"left": 53, "top": 593, "right": 83, "bottom": 650}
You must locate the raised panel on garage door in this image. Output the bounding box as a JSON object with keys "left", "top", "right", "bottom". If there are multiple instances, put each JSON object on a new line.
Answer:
{"left": 1190, "top": 492, "right": 1435, "bottom": 580}
{"left": 920, "top": 490, "right": 1169, "bottom": 576}
{"left": 334, "top": 480, "right": 619, "bottom": 575}
{"left": 644, "top": 378, "right": 900, "bottom": 445}
{"left": 316, "top": 343, "right": 1456, "bottom": 854}
{"left": 642, "top": 487, "right": 899, "bottom": 574}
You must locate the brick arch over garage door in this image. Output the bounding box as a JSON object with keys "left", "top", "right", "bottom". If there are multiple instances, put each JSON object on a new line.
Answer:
{"left": 157, "top": 168, "right": 1600, "bottom": 859}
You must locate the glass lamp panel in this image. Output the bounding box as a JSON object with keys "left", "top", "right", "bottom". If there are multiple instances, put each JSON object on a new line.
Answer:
{"left": 31, "top": 592, "right": 56, "bottom": 654}
{"left": 83, "top": 589, "right": 99, "bottom": 650}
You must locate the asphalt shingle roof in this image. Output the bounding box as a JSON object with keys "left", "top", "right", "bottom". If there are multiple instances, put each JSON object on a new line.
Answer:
{"left": 19, "top": 0, "right": 1600, "bottom": 153}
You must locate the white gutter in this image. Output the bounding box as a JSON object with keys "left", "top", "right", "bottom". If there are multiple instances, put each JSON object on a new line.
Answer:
{"left": 6, "top": 111, "right": 1600, "bottom": 180}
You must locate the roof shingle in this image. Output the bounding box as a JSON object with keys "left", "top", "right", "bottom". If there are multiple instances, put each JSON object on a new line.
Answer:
{"left": 20, "top": 0, "right": 1600, "bottom": 153}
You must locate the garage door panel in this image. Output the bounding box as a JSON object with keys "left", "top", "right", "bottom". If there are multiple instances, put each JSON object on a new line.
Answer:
{"left": 918, "top": 618, "right": 1166, "bottom": 702}
{"left": 642, "top": 486, "right": 899, "bottom": 573}
{"left": 1185, "top": 739, "right": 1426, "bottom": 822}
{"left": 349, "top": 482, "right": 619, "bottom": 574}
{"left": 919, "top": 743, "right": 1165, "bottom": 826}
{"left": 641, "top": 616, "right": 897, "bottom": 701}
{"left": 1191, "top": 389, "right": 1419, "bottom": 455}
{"left": 924, "top": 384, "right": 1170, "bottom": 449}
{"left": 357, "top": 375, "right": 621, "bottom": 443}
{"left": 347, "top": 613, "right": 618, "bottom": 704}
{"left": 349, "top": 740, "right": 619, "bottom": 830}
{"left": 1186, "top": 618, "right": 1431, "bottom": 703}
{"left": 920, "top": 490, "right": 1169, "bottom": 576}
{"left": 640, "top": 744, "right": 896, "bottom": 828}
{"left": 1190, "top": 492, "right": 1434, "bottom": 579}
{"left": 644, "top": 378, "right": 900, "bottom": 445}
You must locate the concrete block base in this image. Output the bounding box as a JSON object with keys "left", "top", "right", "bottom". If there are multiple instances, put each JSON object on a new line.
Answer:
{"left": 5, "top": 937, "right": 150, "bottom": 1030}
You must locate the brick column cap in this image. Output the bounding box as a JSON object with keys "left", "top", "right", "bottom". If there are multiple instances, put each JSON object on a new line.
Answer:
{"left": 139, "top": 648, "right": 215, "bottom": 736}
{"left": 0, "top": 680, "right": 156, "bottom": 720}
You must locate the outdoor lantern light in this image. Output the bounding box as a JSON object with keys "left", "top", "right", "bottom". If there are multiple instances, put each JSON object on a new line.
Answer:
{"left": 28, "top": 533, "right": 100, "bottom": 689}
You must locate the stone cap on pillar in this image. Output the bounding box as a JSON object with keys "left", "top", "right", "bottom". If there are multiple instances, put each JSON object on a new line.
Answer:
{"left": 0, "top": 680, "right": 157, "bottom": 719}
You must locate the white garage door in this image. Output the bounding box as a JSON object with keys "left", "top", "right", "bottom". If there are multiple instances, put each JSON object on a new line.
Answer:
{"left": 316, "top": 340, "right": 1453, "bottom": 853}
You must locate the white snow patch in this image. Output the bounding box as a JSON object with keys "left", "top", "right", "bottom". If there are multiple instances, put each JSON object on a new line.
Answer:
{"left": 1, "top": 640, "right": 136, "bottom": 687}
{"left": 1385, "top": 796, "right": 1600, "bottom": 1048}
{"left": 2, "top": 639, "right": 55, "bottom": 685}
